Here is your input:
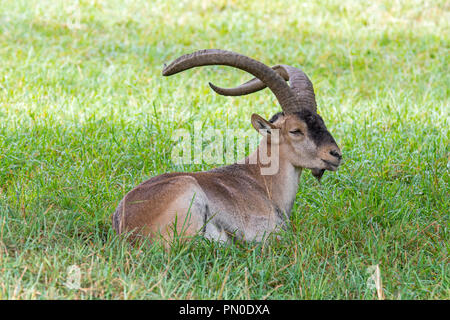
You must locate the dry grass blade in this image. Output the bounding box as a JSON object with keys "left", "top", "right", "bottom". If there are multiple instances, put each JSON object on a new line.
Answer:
{"left": 217, "top": 265, "right": 232, "bottom": 300}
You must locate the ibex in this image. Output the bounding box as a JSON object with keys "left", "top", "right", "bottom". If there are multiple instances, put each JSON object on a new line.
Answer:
{"left": 113, "top": 49, "right": 342, "bottom": 245}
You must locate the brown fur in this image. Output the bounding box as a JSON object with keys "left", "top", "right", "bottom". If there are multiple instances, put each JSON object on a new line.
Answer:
{"left": 112, "top": 113, "right": 341, "bottom": 246}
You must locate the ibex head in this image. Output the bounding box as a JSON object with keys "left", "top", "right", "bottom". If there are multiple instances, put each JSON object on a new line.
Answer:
{"left": 163, "top": 50, "right": 341, "bottom": 180}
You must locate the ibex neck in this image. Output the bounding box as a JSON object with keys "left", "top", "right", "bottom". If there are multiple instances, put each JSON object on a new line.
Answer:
{"left": 245, "top": 146, "right": 302, "bottom": 216}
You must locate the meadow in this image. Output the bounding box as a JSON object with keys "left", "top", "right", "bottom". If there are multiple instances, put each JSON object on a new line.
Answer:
{"left": 0, "top": 0, "right": 448, "bottom": 299}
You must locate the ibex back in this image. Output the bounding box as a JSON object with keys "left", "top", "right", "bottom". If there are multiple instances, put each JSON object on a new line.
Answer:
{"left": 112, "top": 49, "right": 342, "bottom": 245}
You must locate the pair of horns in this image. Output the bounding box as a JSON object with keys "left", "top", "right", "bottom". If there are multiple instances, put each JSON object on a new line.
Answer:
{"left": 162, "top": 49, "right": 317, "bottom": 114}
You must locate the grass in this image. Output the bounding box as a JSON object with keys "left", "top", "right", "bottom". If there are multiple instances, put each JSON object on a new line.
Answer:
{"left": 0, "top": 0, "right": 448, "bottom": 299}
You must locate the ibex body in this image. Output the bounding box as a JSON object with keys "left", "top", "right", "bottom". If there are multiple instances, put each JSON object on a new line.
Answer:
{"left": 113, "top": 50, "right": 342, "bottom": 245}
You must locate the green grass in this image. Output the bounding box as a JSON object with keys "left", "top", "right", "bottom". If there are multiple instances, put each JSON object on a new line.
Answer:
{"left": 0, "top": 0, "right": 448, "bottom": 299}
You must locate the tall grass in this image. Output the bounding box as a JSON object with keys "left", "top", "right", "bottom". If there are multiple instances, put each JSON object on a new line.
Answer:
{"left": 0, "top": 0, "right": 448, "bottom": 299}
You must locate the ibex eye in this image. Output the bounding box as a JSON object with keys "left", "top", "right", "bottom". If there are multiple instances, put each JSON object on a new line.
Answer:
{"left": 289, "top": 129, "right": 303, "bottom": 135}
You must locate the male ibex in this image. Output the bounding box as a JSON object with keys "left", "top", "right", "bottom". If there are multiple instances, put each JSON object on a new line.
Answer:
{"left": 113, "top": 49, "right": 342, "bottom": 244}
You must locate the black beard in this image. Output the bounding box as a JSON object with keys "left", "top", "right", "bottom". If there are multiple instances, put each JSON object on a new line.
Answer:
{"left": 311, "top": 168, "right": 325, "bottom": 182}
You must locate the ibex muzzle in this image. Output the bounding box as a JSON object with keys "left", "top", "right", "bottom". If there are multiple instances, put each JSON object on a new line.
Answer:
{"left": 113, "top": 49, "right": 341, "bottom": 245}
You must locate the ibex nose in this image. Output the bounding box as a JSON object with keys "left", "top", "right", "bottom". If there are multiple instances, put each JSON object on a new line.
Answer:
{"left": 329, "top": 149, "right": 342, "bottom": 160}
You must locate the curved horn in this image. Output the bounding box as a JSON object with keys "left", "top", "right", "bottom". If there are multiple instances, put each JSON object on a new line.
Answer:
{"left": 162, "top": 49, "right": 300, "bottom": 114}
{"left": 209, "top": 64, "right": 317, "bottom": 113}
{"left": 209, "top": 65, "right": 289, "bottom": 96}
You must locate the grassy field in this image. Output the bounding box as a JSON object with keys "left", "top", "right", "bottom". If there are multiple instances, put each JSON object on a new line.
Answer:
{"left": 0, "top": 0, "right": 448, "bottom": 299}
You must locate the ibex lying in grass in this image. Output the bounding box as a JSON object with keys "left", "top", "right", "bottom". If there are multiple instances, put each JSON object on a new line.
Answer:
{"left": 113, "top": 49, "right": 342, "bottom": 245}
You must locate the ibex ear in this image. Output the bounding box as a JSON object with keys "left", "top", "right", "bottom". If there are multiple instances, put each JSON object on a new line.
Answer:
{"left": 251, "top": 113, "right": 279, "bottom": 144}
{"left": 251, "top": 114, "right": 275, "bottom": 135}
